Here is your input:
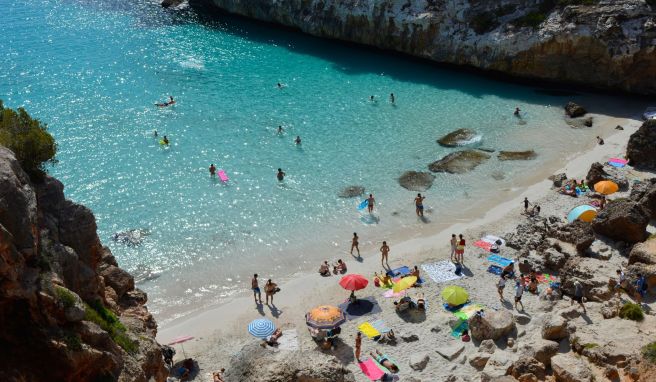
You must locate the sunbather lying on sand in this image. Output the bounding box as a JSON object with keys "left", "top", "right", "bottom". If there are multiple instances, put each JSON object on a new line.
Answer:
{"left": 262, "top": 328, "right": 283, "bottom": 347}
{"left": 370, "top": 349, "right": 399, "bottom": 373}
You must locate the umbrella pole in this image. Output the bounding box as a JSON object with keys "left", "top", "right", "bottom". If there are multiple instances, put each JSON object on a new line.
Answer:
{"left": 181, "top": 343, "right": 187, "bottom": 359}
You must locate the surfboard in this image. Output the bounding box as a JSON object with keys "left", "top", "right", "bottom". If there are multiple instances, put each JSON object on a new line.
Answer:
{"left": 218, "top": 170, "right": 229, "bottom": 182}
{"left": 357, "top": 199, "right": 368, "bottom": 210}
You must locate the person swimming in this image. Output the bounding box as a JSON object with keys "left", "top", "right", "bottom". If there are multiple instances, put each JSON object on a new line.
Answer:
{"left": 294, "top": 136, "right": 301, "bottom": 145}
{"left": 370, "top": 95, "right": 375, "bottom": 102}
{"left": 153, "top": 130, "right": 158, "bottom": 137}
{"left": 209, "top": 163, "right": 216, "bottom": 176}
{"left": 277, "top": 168, "right": 286, "bottom": 181}
{"left": 514, "top": 107, "right": 521, "bottom": 116}
{"left": 277, "top": 126, "right": 284, "bottom": 135}
{"left": 156, "top": 96, "right": 175, "bottom": 107}
{"left": 162, "top": 135, "right": 169, "bottom": 145}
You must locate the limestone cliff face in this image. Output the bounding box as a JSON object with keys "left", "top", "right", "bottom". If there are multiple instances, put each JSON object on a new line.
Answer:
{"left": 194, "top": 0, "right": 656, "bottom": 94}
{"left": 0, "top": 146, "right": 167, "bottom": 382}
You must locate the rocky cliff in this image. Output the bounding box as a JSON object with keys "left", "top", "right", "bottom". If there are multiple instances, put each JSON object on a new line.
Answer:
{"left": 193, "top": 0, "right": 656, "bottom": 94}
{"left": 0, "top": 146, "right": 167, "bottom": 382}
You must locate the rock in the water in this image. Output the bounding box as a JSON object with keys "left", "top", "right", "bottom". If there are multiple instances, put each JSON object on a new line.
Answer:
{"left": 541, "top": 315, "right": 569, "bottom": 340}
{"left": 627, "top": 119, "right": 656, "bottom": 170}
{"left": 437, "top": 128, "right": 478, "bottom": 147}
{"left": 550, "top": 173, "right": 568, "bottom": 188}
{"left": 409, "top": 352, "right": 430, "bottom": 371}
{"left": 398, "top": 171, "right": 435, "bottom": 191}
{"left": 566, "top": 116, "right": 593, "bottom": 128}
{"left": 111, "top": 228, "right": 150, "bottom": 246}
{"left": 565, "top": 102, "right": 587, "bottom": 118}
{"left": 592, "top": 200, "right": 649, "bottom": 243}
{"left": 429, "top": 150, "right": 491, "bottom": 174}
{"left": 551, "top": 353, "right": 593, "bottom": 382}
{"left": 469, "top": 310, "right": 515, "bottom": 341}
{"left": 498, "top": 150, "right": 537, "bottom": 161}
{"left": 338, "top": 185, "right": 365, "bottom": 198}
{"left": 510, "top": 356, "right": 546, "bottom": 380}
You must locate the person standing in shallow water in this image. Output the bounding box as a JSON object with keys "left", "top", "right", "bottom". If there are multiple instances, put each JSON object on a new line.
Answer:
{"left": 415, "top": 193, "right": 425, "bottom": 217}
{"left": 514, "top": 107, "right": 521, "bottom": 117}
{"left": 380, "top": 241, "right": 390, "bottom": 268}
{"left": 351, "top": 232, "right": 360, "bottom": 256}
{"left": 367, "top": 193, "right": 375, "bottom": 214}
{"left": 277, "top": 168, "right": 285, "bottom": 181}
{"left": 389, "top": 93, "right": 395, "bottom": 104}
{"left": 209, "top": 163, "right": 216, "bottom": 176}
{"left": 251, "top": 274, "right": 262, "bottom": 304}
{"left": 294, "top": 136, "right": 301, "bottom": 145}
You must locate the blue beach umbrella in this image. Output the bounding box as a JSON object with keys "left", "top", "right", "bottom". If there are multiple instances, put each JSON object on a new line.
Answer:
{"left": 567, "top": 205, "right": 597, "bottom": 223}
{"left": 248, "top": 318, "right": 276, "bottom": 339}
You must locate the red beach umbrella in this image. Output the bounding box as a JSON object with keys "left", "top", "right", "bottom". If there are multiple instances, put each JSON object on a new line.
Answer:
{"left": 339, "top": 274, "right": 369, "bottom": 291}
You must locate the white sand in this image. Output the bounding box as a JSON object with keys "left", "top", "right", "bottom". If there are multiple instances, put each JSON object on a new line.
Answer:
{"left": 157, "top": 111, "right": 654, "bottom": 381}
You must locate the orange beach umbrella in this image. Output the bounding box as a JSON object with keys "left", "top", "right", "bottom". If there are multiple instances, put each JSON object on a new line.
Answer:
{"left": 306, "top": 305, "right": 346, "bottom": 330}
{"left": 594, "top": 180, "right": 619, "bottom": 195}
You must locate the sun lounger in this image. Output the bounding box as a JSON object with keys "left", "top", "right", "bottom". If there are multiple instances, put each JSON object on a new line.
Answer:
{"left": 358, "top": 322, "right": 381, "bottom": 339}
{"left": 487, "top": 254, "right": 513, "bottom": 267}
{"left": 358, "top": 358, "right": 386, "bottom": 381}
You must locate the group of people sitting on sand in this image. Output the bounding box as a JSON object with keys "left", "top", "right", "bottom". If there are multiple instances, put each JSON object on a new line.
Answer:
{"left": 318, "top": 259, "right": 347, "bottom": 276}
{"left": 559, "top": 178, "right": 589, "bottom": 197}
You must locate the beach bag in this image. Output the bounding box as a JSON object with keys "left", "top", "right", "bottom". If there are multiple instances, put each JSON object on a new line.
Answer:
{"left": 274, "top": 287, "right": 281, "bottom": 294}
{"left": 454, "top": 263, "right": 463, "bottom": 276}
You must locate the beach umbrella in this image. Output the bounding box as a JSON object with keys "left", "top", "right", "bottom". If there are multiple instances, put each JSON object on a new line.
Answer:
{"left": 567, "top": 205, "right": 597, "bottom": 223}
{"left": 168, "top": 335, "right": 194, "bottom": 358}
{"left": 594, "top": 180, "right": 619, "bottom": 195}
{"left": 306, "top": 305, "right": 346, "bottom": 330}
{"left": 440, "top": 285, "right": 469, "bottom": 306}
{"left": 248, "top": 318, "right": 276, "bottom": 339}
{"left": 339, "top": 274, "right": 369, "bottom": 291}
{"left": 392, "top": 276, "right": 417, "bottom": 293}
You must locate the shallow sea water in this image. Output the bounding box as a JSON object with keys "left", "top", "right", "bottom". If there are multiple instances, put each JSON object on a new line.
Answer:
{"left": 1, "top": 0, "right": 627, "bottom": 322}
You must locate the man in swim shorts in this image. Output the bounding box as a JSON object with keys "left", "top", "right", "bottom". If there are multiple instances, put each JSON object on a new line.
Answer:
{"left": 252, "top": 274, "right": 262, "bottom": 304}
{"left": 414, "top": 193, "right": 425, "bottom": 217}
{"left": 209, "top": 164, "right": 216, "bottom": 176}
{"left": 367, "top": 194, "right": 375, "bottom": 213}
{"left": 277, "top": 168, "right": 285, "bottom": 181}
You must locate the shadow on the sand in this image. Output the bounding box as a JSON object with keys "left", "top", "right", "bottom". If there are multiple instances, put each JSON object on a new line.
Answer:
{"left": 256, "top": 303, "right": 265, "bottom": 316}
{"left": 170, "top": 359, "right": 200, "bottom": 381}
{"left": 317, "top": 338, "right": 355, "bottom": 365}
{"left": 269, "top": 304, "right": 283, "bottom": 318}
{"left": 397, "top": 308, "right": 426, "bottom": 323}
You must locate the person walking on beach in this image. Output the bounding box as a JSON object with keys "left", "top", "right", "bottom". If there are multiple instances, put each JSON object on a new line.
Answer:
{"left": 415, "top": 193, "right": 426, "bottom": 217}
{"left": 455, "top": 234, "right": 466, "bottom": 264}
{"left": 450, "top": 234, "right": 457, "bottom": 262}
{"left": 367, "top": 193, "right": 375, "bottom": 214}
{"left": 497, "top": 275, "right": 506, "bottom": 301}
{"left": 252, "top": 274, "right": 262, "bottom": 304}
{"left": 351, "top": 232, "right": 360, "bottom": 256}
{"left": 354, "top": 332, "right": 362, "bottom": 361}
{"left": 514, "top": 279, "right": 525, "bottom": 311}
{"left": 596, "top": 136, "right": 605, "bottom": 145}
{"left": 571, "top": 280, "right": 586, "bottom": 314}
{"left": 389, "top": 93, "right": 395, "bottom": 104}
{"left": 209, "top": 163, "right": 216, "bottom": 176}
{"left": 522, "top": 197, "right": 531, "bottom": 213}
{"left": 380, "top": 241, "right": 390, "bottom": 268}
{"left": 265, "top": 279, "right": 278, "bottom": 305}
{"left": 277, "top": 168, "right": 286, "bottom": 181}
{"left": 615, "top": 269, "right": 627, "bottom": 298}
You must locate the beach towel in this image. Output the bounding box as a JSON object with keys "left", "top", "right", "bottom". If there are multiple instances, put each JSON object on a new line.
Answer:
{"left": 371, "top": 319, "right": 391, "bottom": 334}
{"left": 338, "top": 296, "right": 382, "bottom": 320}
{"left": 382, "top": 289, "right": 406, "bottom": 298}
{"left": 277, "top": 329, "right": 299, "bottom": 351}
{"left": 487, "top": 265, "right": 503, "bottom": 275}
{"left": 358, "top": 358, "right": 386, "bottom": 381}
{"left": 386, "top": 266, "right": 411, "bottom": 277}
{"left": 483, "top": 235, "right": 506, "bottom": 245}
{"left": 453, "top": 303, "right": 485, "bottom": 321}
{"left": 421, "top": 261, "right": 464, "bottom": 283}
{"left": 451, "top": 320, "right": 468, "bottom": 338}
{"left": 358, "top": 322, "right": 381, "bottom": 339}
{"left": 443, "top": 302, "right": 466, "bottom": 312}
{"left": 487, "top": 254, "right": 513, "bottom": 267}
{"left": 374, "top": 353, "right": 399, "bottom": 374}
{"left": 474, "top": 240, "right": 493, "bottom": 251}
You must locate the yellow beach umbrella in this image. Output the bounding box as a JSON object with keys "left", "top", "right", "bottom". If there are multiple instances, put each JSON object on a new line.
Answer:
{"left": 441, "top": 285, "right": 469, "bottom": 306}
{"left": 392, "top": 276, "right": 417, "bottom": 293}
{"left": 594, "top": 180, "right": 619, "bottom": 195}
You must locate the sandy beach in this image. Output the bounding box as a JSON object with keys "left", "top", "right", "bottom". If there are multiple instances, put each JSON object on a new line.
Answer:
{"left": 158, "top": 109, "right": 655, "bottom": 381}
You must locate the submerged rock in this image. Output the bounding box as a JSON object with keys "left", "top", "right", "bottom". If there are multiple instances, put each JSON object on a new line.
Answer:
{"left": 437, "top": 128, "right": 478, "bottom": 147}
{"left": 338, "top": 185, "right": 365, "bottom": 198}
{"left": 627, "top": 119, "right": 656, "bottom": 170}
{"left": 111, "top": 228, "right": 150, "bottom": 246}
{"left": 565, "top": 102, "right": 587, "bottom": 118}
{"left": 428, "top": 150, "right": 490, "bottom": 174}
{"left": 498, "top": 150, "right": 537, "bottom": 161}
{"left": 566, "top": 116, "right": 593, "bottom": 128}
{"left": 398, "top": 171, "right": 435, "bottom": 191}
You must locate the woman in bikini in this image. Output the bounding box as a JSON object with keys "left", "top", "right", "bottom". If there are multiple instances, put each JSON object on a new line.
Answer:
{"left": 351, "top": 232, "right": 360, "bottom": 256}
{"left": 370, "top": 349, "right": 399, "bottom": 373}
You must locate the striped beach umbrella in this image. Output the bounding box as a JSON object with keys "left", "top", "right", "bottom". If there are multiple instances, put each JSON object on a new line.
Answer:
{"left": 248, "top": 318, "right": 276, "bottom": 339}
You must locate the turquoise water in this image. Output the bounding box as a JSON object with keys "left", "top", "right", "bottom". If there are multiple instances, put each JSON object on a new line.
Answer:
{"left": 2, "top": 0, "right": 609, "bottom": 322}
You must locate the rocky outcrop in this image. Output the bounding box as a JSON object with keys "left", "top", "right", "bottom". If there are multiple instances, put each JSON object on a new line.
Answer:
{"left": 195, "top": 0, "right": 656, "bottom": 94}
{"left": 437, "top": 129, "right": 478, "bottom": 147}
{"left": 0, "top": 146, "right": 166, "bottom": 382}
{"left": 627, "top": 119, "right": 656, "bottom": 169}
{"left": 429, "top": 150, "right": 490, "bottom": 174}
{"left": 509, "top": 355, "right": 546, "bottom": 381}
{"left": 630, "top": 178, "right": 656, "bottom": 219}
{"left": 551, "top": 353, "right": 593, "bottom": 382}
{"left": 469, "top": 309, "right": 515, "bottom": 341}
{"left": 592, "top": 199, "right": 649, "bottom": 243}
{"left": 585, "top": 162, "right": 629, "bottom": 190}
{"left": 565, "top": 102, "right": 587, "bottom": 118}
{"left": 498, "top": 150, "right": 537, "bottom": 161}
{"left": 338, "top": 185, "right": 365, "bottom": 198}
{"left": 398, "top": 171, "right": 435, "bottom": 191}
{"left": 223, "top": 342, "right": 354, "bottom": 382}
{"left": 628, "top": 239, "right": 656, "bottom": 288}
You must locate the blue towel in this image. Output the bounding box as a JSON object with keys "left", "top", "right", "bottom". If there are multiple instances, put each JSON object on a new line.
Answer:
{"left": 487, "top": 265, "right": 503, "bottom": 275}
{"left": 487, "top": 254, "right": 513, "bottom": 267}
{"left": 443, "top": 302, "right": 466, "bottom": 312}
{"left": 386, "top": 266, "right": 411, "bottom": 277}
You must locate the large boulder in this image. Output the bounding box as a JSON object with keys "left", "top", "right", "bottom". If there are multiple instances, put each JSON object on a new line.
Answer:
{"left": 541, "top": 315, "right": 569, "bottom": 340}
{"left": 629, "top": 239, "right": 656, "bottom": 266}
{"left": 552, "top": 220, "right": 595, "bottom": 253}
{"left": 510, "top": 356, "right": 546, "bottom": 380}
{"left": 469, "top": 310, "right": 515, "bottom": 341}
{"left": 592, "top": 200, "right": 649, "bottom": 243}
{"left": 559, "top": 257, "right": 617, "bottom": 302}
{"left": 428, "top": 150, "right": 490, "bottom": 174}
{"left": 518, "top": 338, "right": 559, "bottom": 366}
{"left": 100, "top": 265, "right": 135, "bottom": 299}
{"left": 585, "top": 162, "right": 629, "bottom": 190}
{"left": 398, "top": 171, "right": 435, "bottom": 191}
{"left": 630, "top": 178, "right": 656, "bottom": 219}
{"left": 627, "top": 119, "right": 656, "bottom": 170}
{"left": 338, "top": 185, "right": 365, "bottom": 198}
{"left": 498, "top": 150, "right": 537, "bottom": 161}
{"left": 551, "top": 353, "right": 593, "bottom": 382}
{"left": 161, "top": 0, "right": 183, "bottom": 8}
{"left": 437, "top": 128, "right": 478, "bottom": 147}
{"left": 565, "top": 102, "right": 587, "bottom": 118}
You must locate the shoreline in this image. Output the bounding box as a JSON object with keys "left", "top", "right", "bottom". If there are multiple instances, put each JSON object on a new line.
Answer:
{"left": 157, "top": 110, "right": 644, "bottom": 352}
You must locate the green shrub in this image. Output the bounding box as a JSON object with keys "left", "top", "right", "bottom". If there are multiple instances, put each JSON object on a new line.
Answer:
{"left": 55, "top": 286, "right": 77, "bottom": 309}
{"left": 84, "top": 300, "right": 138, "bottom": 354}
{"left": 471, "top": 12, "right": 498, "bottom": 34}
{"left": 619, "top": 302, "right": 644, "bottom": 321}
{"left": 643, "top": 342, "right": 656, "bottom": 363}
{"left": 583, "top": 343, "right": 599, "bottom": 349}
{"left": 0, "top": 100, "right": 57, "bottom": 175}
{"left": 63, "top": 330, "right": 82, "bottom": 351}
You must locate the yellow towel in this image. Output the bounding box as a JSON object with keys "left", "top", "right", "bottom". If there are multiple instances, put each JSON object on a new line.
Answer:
{"left": 358, "top": 322, "right": 380, "bottom": 339}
